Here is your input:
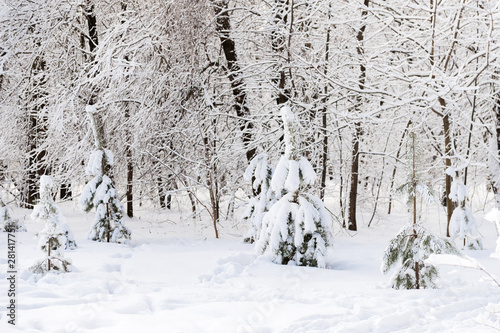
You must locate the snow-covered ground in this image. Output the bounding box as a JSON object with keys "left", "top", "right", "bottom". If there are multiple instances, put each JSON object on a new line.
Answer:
{"left": 1, "top": 195, "right": 500, "bottom": 332}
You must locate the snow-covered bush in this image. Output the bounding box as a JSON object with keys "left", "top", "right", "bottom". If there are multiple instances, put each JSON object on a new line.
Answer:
{"left": 30, "top": 176, "right": 73, "bottom": 274}
{"left": 0, "top": 200, "right": 26, "bottom": 232}
{"left": 80, "top": 105, "right": 131, "bottom": 243}
{"left": 382, "top": 132, "right": 458, "bottom": 289}
{"left": 256, "top": 106, "right": 332, "bottom": 268}
{"left": 448, "top": 169, "right": 482, "bottom": 250}
{"left": 242, "top": 153, "right": 276, "bottom": 243}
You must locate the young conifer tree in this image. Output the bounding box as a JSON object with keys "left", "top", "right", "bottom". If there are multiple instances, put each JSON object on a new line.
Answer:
{"left": 30, "top": 176, "right": 73, "bottom": 274}
{"left": 0, "top": 199, "right": 26, "bottom": 232}
{"left": 382, "top": 132, "right": 459, "bottom": 289}
{"left": 256, "top": 106, "right": 332, "bottom": 268}
{"left": 448, "top": 168, "right": 482, "bottom": 250}
{"left": 80, "top": 105, "right": 131, "bottom": 243}
{"left": 242, "top": 153, "right": 276, "bottom": 243}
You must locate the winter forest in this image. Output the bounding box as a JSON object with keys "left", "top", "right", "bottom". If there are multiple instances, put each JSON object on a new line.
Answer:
{"left": 2, "top": 0, "right": 500, "bottom": 331}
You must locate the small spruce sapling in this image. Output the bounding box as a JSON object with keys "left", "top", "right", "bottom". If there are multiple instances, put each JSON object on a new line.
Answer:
{"left": 242, "top": 153, "right": 276, "bottom": 243}
{"left": 31, "top": 176, "right": 76, "bottom": 249}
{"left": 448, "top": 167, "right": 482, "bottom": 250}
{"left": 30, "top": 176, "right": 73, "bottom": 274}
{"left": 382, "top": 132, "right": 459, "bottom": 289}
{"left": 256, "top": 106, "right": 333, "bottom": 268}
{"left": 0, "top": 199, "right": 26, "bottom": 232}
{"left": 80, "top": 105, "right": 131, "bottom": 243}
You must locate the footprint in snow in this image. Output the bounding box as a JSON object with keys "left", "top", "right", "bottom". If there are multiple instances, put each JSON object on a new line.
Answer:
{"left": 199, "top": 252, "right": 256, "bottom": 283}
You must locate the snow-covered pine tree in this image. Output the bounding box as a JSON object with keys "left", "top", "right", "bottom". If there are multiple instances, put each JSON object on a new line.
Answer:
{"left": 242, "top": 153, "right": 276, "bottom": 243}
{"left": 448, "top": 168, "right": 482, "bottom": 250}
{"left": 80, "top": 105, "right": 131, "bottom": 243}
{"left": 256, "top": 106, "right": 332, "bottom": 268}
{"left": 31, "top": 175, "right": 76, "bottom": 249}
{"left": 30, "top": 176, "right": 73, "bottom": 274}
{"left": 0, "top": 199, "right": 26, "bottom": 232}
{"left": 382, "top": 132, "right": 459, "bottom": 289}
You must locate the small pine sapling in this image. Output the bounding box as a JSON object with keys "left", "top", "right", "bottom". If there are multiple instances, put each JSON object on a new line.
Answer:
{"left": 448, "top": 167, "right": 482, "bottom": 250}
{"left": 80, "top": 105, "right": 131, "bottom": 243}
{"left": 0, "top": 199, "right": 26, "bottom": 232}
{"left": 31, "top": 176, "right": 76, "bottom": 249}
{"left": 382, "top": 132, "right": 459, "bottom": 289}
{"left": 256, "top": 106, "right": 333, "bottom": 268}
{"left": 30, "top": 176, "right": 73, "bottom": 274}
{"left": 242, "top": 153, "right": 276, "bottom": 243}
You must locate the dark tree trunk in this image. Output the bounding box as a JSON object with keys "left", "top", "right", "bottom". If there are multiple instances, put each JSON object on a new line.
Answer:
{"left": 60, "top": 183, "right": 72, "bottom": 200}
{"left": 212, "top": 1, "right": 256, "bottom": 163}
{"left": 271, "top": 0, "right": 290, "bottom": 105}
{"left": 157, "top": 176, "right": 166, "bottom": 209}
{"left": 85, "top": 2, "right": 99, "bottom": 55}
{"left": 440, "top": 98, "right": 454, "bottom": 237}
{"left": 347, "top": 0, "right": 370, "bottom": 231}
{"left": 348, "top": 123, "right": 361, "bottom": 231}
{"left": 493, "top": 93, "right": 500, "bottom": 206}
{"left": 126, "top": 147, "right": 133, "bottom": 217}
{"left": 25, "top": 49, "right": 49, "bottom": 208}
{"left": 319, "top": 6, "right": 332, "bottom": 201}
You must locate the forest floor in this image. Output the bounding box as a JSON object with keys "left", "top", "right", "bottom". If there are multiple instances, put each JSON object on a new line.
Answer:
{"left": 1, "top": 192, "right": 500, "bottom": 332}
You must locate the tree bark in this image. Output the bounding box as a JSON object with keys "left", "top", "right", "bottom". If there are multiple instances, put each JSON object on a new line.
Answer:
{"left": 348, "top": 123, "right": 361, "bottom": 231}
{"left": 319, "top": 5, "right": 332, "bottom": 201}
{"left": 348, "top": 0, "right": 370, "bottom": 231}
{"left": 492, "top": 93, "right": 500, "bottom": 206}
{"left": 440, "top": 97, "right": 454, "bottom": 237}
{"left": 271, "top": 0, "right": 290, "bottom": 105}
{"left": 212, "top": 1, "right": 256, "bottom": 163}
{"left": 25, "top": 49, "right": 49, "bottom": 208}
{"left": 122, "top": 2, "right": 133, "bottom": 218}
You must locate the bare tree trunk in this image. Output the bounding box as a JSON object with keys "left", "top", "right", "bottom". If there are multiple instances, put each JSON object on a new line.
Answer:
{"left": 491, "top": 92, "right": 500, "bottom": 206}
{"left": 271, "top": 0, "right": 290, "bottom": 105}
{"left": 25, "top": 48, "right": 49, "bottom": 208}
{"left": 388, "top": 120, "right": 412, "bottom": 214}
{"left": 319, "top": 5, "right": 332, "bottom": 201}
{"left": 212, "top": 0, "right": 256, "bottom": 163}
{"left": 121, "top": 1, "right": 134, "bottom": 218}
{"left": 440, "top": 98, "right": 454, "bottom": 237}
{"left": 348, "top": 124, "right": 361, "bottom": 231}
{"left": 411, "top": 132, "right": 419, "bottom": 289}
{"left": 348, "top": 0, "right": 370, "bottom": 231}
{"left": 126, "top": 137, "right": 133, "bottom": 217}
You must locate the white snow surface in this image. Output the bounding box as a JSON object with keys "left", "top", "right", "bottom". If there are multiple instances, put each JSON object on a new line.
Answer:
{"left": 85, "top": 104, "right": 98, "bottom": 114}
{"left": 1, "top": 203, "right": 500, "bottom": 332}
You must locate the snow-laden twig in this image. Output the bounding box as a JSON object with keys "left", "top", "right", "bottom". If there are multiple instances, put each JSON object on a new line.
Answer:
{"left": 425, "top": 254, "right": 500, "bottom": 288}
